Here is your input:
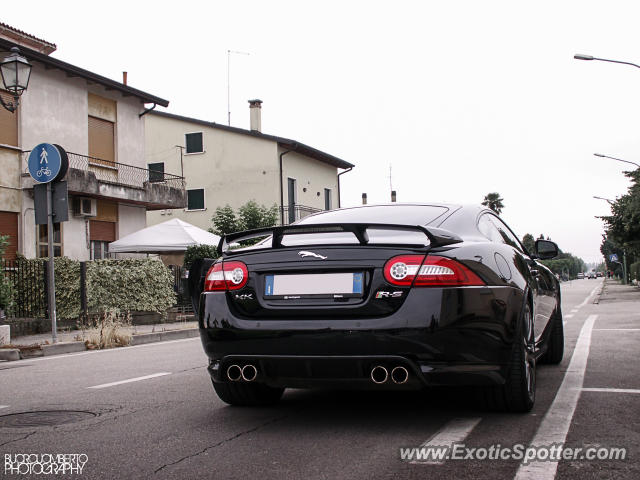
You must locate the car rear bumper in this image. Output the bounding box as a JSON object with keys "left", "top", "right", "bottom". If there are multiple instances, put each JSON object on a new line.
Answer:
{"left": 198, "top": 285, "right": 523, "bottom": 388}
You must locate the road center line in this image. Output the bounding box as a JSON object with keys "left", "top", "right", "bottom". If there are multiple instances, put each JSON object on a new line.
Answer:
{"left": 582, "top": 388, "right": 640, "bottom": 394}
{"left": 514, "top": 314, "right": 597, "bottom": 480}
{"left": 0, "top": 405, "right": 9, "bottom": 409}
{"left": 411, "top": 417, "right": 482, "bottom": 465}
{"left": 564, "top": 314, "right": 574, "bottom": 319}
{"left": 570, "top": 309, "right": 578, "bottom": 313}
{"left": 87, "top": 372, "right": 172, "bottom": 389}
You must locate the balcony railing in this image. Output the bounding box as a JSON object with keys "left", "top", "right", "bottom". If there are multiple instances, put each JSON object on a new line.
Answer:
{"left": 66, "top": 152, "right": 185, "bottom": 190}
{"left": 280, "top": 204, "right": 323, "bottom": 225}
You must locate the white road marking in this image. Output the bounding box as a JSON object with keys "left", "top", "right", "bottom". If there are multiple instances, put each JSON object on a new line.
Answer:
{"left": 514, "top": 314, "right": 597, "bottom": 480}
{"left": 17, "top": 337, "right": 200, "bottom": 364}
{"left": 0, "top": 405, "right": 9, "bottom": 409}
{"left": 593, "top": 328, "right": 640, "bottom": 331}
{"left": 570, "top": 309, "right": 578, "bottom": 313}
{"left": 582, "top": 388, "right": 640, "bottom": 394}
{"left": 564, "top": 314, "right": 574, "bottom": 319}
{"left": 575, "top": 283, "right": 602, "bottom": 309}
{"left": 412, "top": 417, "right": 482, "bottom": 465}
{"left": 87, "top": 372, "right": 172, "bottom": 389}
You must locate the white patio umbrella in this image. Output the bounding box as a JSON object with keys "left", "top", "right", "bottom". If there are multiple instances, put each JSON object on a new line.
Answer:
{"left": 108, "top": 218, "right": 221, "bottom": 253}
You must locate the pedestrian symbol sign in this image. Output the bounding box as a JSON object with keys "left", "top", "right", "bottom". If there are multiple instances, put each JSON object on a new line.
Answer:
{"left": 27, "top": 143, "right": 68, "bottom": 183}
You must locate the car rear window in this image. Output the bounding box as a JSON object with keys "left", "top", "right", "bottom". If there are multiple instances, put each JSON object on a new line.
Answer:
{"left": 297, "top": 205, "right": 450, "bottom": 226}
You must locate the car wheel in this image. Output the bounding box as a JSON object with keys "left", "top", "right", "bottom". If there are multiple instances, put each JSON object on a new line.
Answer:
{"left": 483, "top": 303, "right": 536, "bottom": 412}
{"left": 539, "top": 307, "right": 564, "bottom": 365}
{"left": 212, "top": 380, "right": 284, "bottom": 406}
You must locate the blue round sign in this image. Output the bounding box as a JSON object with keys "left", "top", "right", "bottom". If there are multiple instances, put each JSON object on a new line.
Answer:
{"left": 28, "top": 143, "right": 66, "bottom": 183}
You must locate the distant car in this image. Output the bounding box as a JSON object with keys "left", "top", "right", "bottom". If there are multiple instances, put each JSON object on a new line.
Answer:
{"left": 577, "top": 273, "right": 585, "bottom": 279}
{"left": 588, "top": 271, "right": 597, "bottom": 279}
{"left": 596, "top": 272, "right": 604, "bottom": 278}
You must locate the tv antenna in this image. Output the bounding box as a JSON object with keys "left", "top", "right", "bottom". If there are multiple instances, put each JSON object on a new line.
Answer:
{"left": 227, "top": 49, "right": 250, "bottom": 126}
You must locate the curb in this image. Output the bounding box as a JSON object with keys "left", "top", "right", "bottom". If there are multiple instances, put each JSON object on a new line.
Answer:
{"left": 0, "top": 328, "right": 200, "bottom": 361}
{"left": 130, "top": 328, "right": 199, "bottom": 345}
{"left": 0, "top": 349, "right": 20, "bottom": 361}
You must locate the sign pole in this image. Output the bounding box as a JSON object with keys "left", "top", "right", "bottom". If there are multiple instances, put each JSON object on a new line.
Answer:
{"left": 46, "top": 182, "right": 57, "bottom": 343}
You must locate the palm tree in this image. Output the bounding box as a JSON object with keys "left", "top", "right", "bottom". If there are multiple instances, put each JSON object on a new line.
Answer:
{"left": 482, "top": 192, "right": 504, "bottom": 214}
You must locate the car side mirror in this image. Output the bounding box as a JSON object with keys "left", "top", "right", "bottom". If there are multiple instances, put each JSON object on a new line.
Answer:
{"left": 534, "top": 239, "right": 559, "bottom": 260}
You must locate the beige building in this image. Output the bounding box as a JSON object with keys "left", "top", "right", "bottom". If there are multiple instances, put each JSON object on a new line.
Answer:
{"left": 0, "top": 23, "right": 185, "bottom": 260}
{"left": 145, "top": 101, "right": 354, "bottom": 231}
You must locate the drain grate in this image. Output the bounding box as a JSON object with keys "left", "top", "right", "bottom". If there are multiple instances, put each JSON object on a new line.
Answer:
{"left": 0, "top": 410, "right": 97, "bottom": 428}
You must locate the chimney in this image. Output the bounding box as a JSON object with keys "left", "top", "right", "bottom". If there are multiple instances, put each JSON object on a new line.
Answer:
{"left": 391, "top": 190, "right": 397, "bottom": 202}
{"left": 248, "top": 99, "right": 262, "bottom": 132}
{"left": 122, "top": 71, "right": 128, "bottom": 85}
{"left": 362, "top": 193, "right": 367, "bottom": 205}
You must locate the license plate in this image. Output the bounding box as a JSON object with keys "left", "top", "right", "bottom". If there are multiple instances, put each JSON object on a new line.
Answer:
{"left": 264, "top": 272, "right": 364, "bottom": 299}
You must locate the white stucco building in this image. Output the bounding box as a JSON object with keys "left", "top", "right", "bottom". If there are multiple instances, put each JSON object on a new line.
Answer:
{"left": 0, "top": 23, "right": 185, "bottom": 260}
{"left": 145, "top": 100, "right": 354, "bottom": 231}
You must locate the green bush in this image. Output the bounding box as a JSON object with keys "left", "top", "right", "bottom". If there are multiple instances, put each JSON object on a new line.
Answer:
{"left": 86, "top": 259, "right": 175, "bottom": 315}
{"left": 0, "top": 235, "right": 14, "bottom": 312}
{"left": 630, "top": 262, "right": 640, "bottom": 282}
{"left": 184, "top": 244, "right": 218, "bottom": 269}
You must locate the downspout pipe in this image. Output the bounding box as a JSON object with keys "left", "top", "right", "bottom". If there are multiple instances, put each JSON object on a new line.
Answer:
{"left": 139, "top": 103, "right": 157, "bottom": 118}
{"left": 279, "top": 149, "right": 294, "bottom": 225}
{"left": 337, "top": 167, "right": 353, "bottom": 208}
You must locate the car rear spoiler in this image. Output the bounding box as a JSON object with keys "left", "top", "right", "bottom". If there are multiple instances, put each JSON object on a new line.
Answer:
{"left": 217, "top": 222, "right": 463, "bottom": 255}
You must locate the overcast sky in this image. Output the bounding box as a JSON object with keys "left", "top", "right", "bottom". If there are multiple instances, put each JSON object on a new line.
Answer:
{"left": 6, "top": 1, "right": 640, "bottom": 262}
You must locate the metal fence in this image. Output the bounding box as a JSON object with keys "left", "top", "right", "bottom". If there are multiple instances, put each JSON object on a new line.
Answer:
{"left": 280, "top": 204, "right": 323, "bottom": 225}
{"left": 1, "top": 259, "right": 47, "bottom": 318}
{"left": 66, "top": 152, "right": 185, "bottom": 190}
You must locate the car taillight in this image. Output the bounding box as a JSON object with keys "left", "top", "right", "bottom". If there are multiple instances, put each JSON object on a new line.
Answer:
{"left": 204, "top": 261, "right": 249, "bottom": 291}
{"left": 383, "top": 255, "right": 484, "bottom": 287}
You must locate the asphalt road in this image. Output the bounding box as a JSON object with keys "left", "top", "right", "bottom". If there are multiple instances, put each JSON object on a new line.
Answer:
{"left": 1, "top": 278, "right": 638, "bottom": 479}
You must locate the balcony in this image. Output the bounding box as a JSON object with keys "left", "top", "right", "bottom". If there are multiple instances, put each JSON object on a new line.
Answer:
{"left": 280, "top": 204, "right": 323, "bottom": 225}
{"left": 22, "top": 152, "right": 186, "bottom": 210}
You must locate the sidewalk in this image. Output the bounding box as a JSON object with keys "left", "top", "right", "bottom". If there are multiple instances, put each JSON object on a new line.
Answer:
{"left": 0, "top": 318, "right": 199, "bottom": 361}
{"left": 598, "top": 278, "right": 640, "bottom": 304}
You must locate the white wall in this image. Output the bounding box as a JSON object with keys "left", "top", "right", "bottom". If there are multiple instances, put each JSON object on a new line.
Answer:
{"left": 280, "top": 149, "right": 339, "bottom": 211}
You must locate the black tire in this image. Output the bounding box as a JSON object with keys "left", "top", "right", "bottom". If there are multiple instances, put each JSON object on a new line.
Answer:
{"left": 539, "top": 308, "right": 564, "bottom": 365}
{"left": 212, "top": 380, "right": 284, "bottom": 406}
{"left": 483, "top": 303, "right": 536, "bottom": 412}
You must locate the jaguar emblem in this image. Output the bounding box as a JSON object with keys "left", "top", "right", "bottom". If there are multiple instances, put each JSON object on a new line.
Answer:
{"left": 298, "top": 251, "right": 327, "bottom": 260}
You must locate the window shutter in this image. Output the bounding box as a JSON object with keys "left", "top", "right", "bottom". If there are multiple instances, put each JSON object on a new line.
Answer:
{"left": 89, "top": 220, "right": 116, "bottom": 242}
{"left": 88, "top": 116, "right": 115, "bottom": 165}
{"left": 0, "top": 211, "right": 19, "bottom": 260}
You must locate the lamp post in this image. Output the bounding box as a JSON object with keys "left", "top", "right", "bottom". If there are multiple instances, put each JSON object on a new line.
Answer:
{"left": 0, "top": 47, "right": 32, "bottom": 113}
{"left": 574, "top": 53, "right": 640, "bottom": 70}
{"left": 593, "top": 196, "right": 628, "bottom": 284}
{"left": 594, "top": 153, "right": 640, "bottom": 169}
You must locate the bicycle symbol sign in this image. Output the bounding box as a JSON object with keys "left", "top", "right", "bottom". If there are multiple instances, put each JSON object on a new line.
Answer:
{"left": 27, "top": 143, "right": 68, "bottom": 184}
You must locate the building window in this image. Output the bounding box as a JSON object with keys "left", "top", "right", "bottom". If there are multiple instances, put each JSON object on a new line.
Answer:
{"left": 36, "top": 223, "right": 62, "bottom": 258}
{"left": 91, "top": 240, "right": 110, "bottom": 260}
{"left": 148, "top": 162, "right": 165, "bottom": 183}
{"left": 187, "top": 189, "right": 205, "bottom": 210}
{"left": 324, "top": 188, "right": 332, "bottom": 210}
{"left": 88, "top": 115, "right": 116, "bottom": 166}
{"left": 287, "top": 178, "right": 297, "bottom": 224}
{"left": 185, "top": 132, "right": 203, "bottom": 154}
{"left": 0, "top": 90, "right": 18, "bottom": 146}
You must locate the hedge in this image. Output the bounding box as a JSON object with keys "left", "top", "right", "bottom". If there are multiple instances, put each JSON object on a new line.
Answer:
{"left": 10, "top": 257, "right": 175, "bottom": 319}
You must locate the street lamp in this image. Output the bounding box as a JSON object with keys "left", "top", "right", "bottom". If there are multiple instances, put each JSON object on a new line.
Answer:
{"left": 574, "top": 53, "right": 640, "bottom": 70}
{"left": 0, "top": 47, "right": 32, "bottom": 113}
{"left": 594, "top": 153, "right": 640, "bottom": 169}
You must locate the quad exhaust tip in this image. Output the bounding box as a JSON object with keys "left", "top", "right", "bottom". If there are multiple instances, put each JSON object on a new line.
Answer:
{"left": 391, "top": 366, "right": 409, "bottom": 384}
{"left": 241, "top": 364, "right": 258, "bottom": 382}
{"left": 370, "top": 365, "right": 389, "bottom": 384}
{"left": 226, "top": 364, "right": 242, "bottom": 382}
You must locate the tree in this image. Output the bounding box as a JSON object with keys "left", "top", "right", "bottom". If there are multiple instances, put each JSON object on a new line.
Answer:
{"left": 482, "top": 192, "right": 504, "bottom": 214}
{"left": 522, "top": 233, "right": 535, "bottom": 254}
{"left": 238, "top": 200, "right": 279, "bottom": 231}
{"left": 210, "top": 205, "right": 240, "bottom": 237}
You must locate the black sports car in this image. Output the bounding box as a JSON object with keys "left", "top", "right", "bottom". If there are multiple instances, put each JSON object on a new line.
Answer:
{"left": 190, "top": 204, "right": 563, "bottom": 412}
